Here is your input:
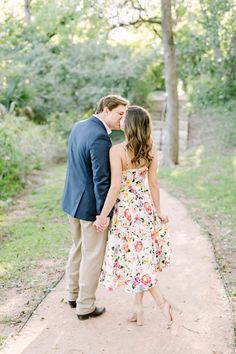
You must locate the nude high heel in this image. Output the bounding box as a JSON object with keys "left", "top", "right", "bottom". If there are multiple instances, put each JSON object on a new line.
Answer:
{"left": 128, "top": 311, "right": 137, "bottom": 322}
{"left": 159, "top": 298, "right": 173, "bottom": 329}
{"left": 128, "top": 304, "right": 144, "bottom": 326}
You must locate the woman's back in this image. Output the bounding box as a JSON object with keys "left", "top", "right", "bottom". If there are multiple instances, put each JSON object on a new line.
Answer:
{"left": 116, "top": 142, "right": 149, "bottom": 171}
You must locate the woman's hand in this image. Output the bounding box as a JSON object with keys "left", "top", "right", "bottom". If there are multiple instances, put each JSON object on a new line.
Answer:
{"left": 94, "top": 215, "right": 110, "bottom": 232}
{"left": 157, "top": 213, "right": 169, "bottom": 224}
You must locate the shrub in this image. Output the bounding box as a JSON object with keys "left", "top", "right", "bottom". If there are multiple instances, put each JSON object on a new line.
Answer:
{"left": 188, "top": 74, "right": 236, "bottom": 107}
{"left": 0, "top": 114, "right": 65, "bottom": 200}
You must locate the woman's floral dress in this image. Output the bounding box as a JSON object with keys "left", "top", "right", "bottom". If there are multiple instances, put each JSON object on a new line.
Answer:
{"left": 100, "top": 166, "right": 172, "bottom": 293}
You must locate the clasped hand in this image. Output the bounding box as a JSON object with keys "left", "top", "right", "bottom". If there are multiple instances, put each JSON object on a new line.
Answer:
{"left": 94, "top": 215, "right": 110, "bottom": 232}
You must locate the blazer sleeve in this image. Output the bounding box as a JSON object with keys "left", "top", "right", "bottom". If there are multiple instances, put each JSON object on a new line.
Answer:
{"left": 90, "top": 134, "right": 112, "bottom": 215}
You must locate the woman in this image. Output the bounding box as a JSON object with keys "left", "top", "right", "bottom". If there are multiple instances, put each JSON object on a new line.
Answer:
{"left": 94, "top": 106, "right": 173, "bottom": 327}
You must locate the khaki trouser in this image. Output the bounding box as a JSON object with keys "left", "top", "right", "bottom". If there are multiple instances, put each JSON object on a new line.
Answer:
{"left": 66, "top": 216, "right": 108, "bottom": 315}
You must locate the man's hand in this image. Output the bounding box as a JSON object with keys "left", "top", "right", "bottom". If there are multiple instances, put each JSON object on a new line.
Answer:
{"left": 94, "top": 215, "right": 110, "bottom": 232}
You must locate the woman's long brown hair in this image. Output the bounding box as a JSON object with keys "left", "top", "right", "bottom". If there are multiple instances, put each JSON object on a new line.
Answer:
{"left": 124, "top": 105, "right": 154, "bottom": 167}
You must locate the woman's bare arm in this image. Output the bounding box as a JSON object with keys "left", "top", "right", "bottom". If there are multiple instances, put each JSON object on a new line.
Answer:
{"left": 148, "top": 146, "right": 168, "bottom": 223}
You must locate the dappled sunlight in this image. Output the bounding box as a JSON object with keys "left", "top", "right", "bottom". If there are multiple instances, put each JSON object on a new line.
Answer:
{"left": 109, "top": 26, "right": 157, "bottom": 48}
{"left": 232, "top": 156, "right": 236, "bottom": 181}
{"left": 0, "top": 0, "right": 23, "bottom": 22}
{"left": 195, "top": 183, "right": 207, "bottom": 194}
{"left": 0, "top": 213, "right": 8, "bottom": 227}
{"left": 0, "top": 263, "right": 10, "bottom": 278}
{"left": 174, "top": 146, "right": 205, "bottom": 172}
{"left": 170, "top": 169, "right": 182, "bottom": 178}
{"left": 192, "top": 145, "right": 204, "bottom": 168}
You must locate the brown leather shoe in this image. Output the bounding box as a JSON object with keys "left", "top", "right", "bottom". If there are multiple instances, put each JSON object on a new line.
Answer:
{"left": 68, "top": 301, "right": 76, "bottom": 308}
{"left": 77, "top": 307, "right": 106, "bottom": 320}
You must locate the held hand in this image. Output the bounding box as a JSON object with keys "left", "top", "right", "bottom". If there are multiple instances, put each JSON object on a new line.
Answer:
{"left": 94, "top": 215, "right": 110, "bottom": 232}
{"left": 157, "top": 213, "right": 169, "bottom": 224}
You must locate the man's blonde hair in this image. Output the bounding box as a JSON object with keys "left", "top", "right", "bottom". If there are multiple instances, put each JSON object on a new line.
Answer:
{"left": 96, "top": 95, "right": 129, "bottom": 113}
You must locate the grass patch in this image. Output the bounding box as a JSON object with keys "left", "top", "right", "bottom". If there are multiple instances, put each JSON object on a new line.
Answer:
{"left": 0, "top": 335, "right": 7, "bottom": 346}
{"left": 0, "top": 164, "right": 70, "bottom": 288}
{"left": 158, "top": 103, "right": 236, "bottom": 300}
{"left": 159, "top": 153, "right": 235, "bottom": 229}
{"left": 0, "top": 315, "right": 13, "bottom": 325}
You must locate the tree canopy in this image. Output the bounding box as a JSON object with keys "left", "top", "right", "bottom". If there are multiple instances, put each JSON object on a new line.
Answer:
{"left": 0, "top": 0, "right": 235, "bottom": 120}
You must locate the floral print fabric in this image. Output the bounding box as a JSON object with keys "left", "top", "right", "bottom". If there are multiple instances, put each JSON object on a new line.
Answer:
{"left": 100, "top": 167, "right": 172, "bottom": 293}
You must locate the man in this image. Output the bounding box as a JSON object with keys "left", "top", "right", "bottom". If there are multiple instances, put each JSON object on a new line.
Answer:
{"left": 61, "top": 95, "right": 129, "bottom": 320}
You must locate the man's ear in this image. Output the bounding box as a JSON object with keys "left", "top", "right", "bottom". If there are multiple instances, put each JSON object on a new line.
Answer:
{"left": 104, "top": 107, "right": 109, "bottom": 115}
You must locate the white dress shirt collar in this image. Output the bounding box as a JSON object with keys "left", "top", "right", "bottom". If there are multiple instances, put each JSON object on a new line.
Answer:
{"left": 93, "top": 114, "right": 112, "bottom": 135}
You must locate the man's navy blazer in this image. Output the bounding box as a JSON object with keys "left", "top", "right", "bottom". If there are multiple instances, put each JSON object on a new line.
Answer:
{"left": 61, "top": 115, "right": 112, "bottom": 221}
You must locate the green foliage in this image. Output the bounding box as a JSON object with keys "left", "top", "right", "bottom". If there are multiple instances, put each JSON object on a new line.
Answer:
{"left": 1, "top": 0, "right": 236, "bottom": 114}
{"left": 0, "top": 114, "right": 65, "bottom": 201}
{"left": 0, "top": 0, "right": 166, "bottom": 199}
{"left": 145, "top": 61, "right": 165, "bottom": 92}
{"left": 189, "top": 75, "right": 226, "bottom": 106}
{"left": 61, "top": 41, "right": 156, "bottom": 111}
{"left": 176, "top": 0, "right": 236, "bottom": 105}
{"left": 48, "top": 111, "right": 78, "bottom": 140}
{"left": 0, "top": 35, "right": 158, "bottom": 122}
{"left": 110, "top": 130, "right": 125, "bottom": 143}
{"left": 0, "top": 6, "right": 159, "bottom": 123}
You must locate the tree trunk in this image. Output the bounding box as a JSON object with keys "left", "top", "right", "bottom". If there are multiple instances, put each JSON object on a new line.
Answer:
{"left": 161, "top": 0, "right": 179, "bottom": 165}
{"left": 24, "top": 0, "right": 32, "bottom": 24}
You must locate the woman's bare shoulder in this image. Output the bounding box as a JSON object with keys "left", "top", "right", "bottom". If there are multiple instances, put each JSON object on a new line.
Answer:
{"left": 110, "top": 142, "right": 125, "bottom": 154}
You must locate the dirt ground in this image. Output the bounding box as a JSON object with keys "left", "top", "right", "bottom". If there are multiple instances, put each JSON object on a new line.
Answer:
{"left": 0, "top": 174, "right": 67, "bottom": 342}
{"left": 1, "top": 189, "right": 235, "bottom": 354}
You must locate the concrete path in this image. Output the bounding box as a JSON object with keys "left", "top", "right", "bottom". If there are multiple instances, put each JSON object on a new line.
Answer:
{"left": 1, "top": 190, "right": 235, "bottom": 354}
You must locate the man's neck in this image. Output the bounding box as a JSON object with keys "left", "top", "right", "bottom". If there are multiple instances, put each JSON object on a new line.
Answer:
{"left": 94, "top": 113, "right": 112, "bottom": 134}
{"left": 96, "top": 113, "right": 109, "bottom": 127}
